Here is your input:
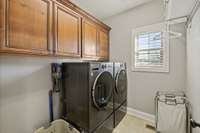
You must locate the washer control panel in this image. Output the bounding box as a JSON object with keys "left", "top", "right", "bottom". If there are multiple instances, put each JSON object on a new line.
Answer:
{"left": 101, "top": 63, "right": 113, "bottom": 69}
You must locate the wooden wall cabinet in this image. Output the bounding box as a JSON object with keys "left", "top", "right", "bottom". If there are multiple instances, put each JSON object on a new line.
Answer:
{"left": 82, "top": 19, "right": 110, "bottom": 60}
{"left": 0, "top": 0, "right": 111, "bottom": 60}
{"left": 54, "top": 2, "right": 81, "bottom": 57}
{"left": 0, "top": 0, "right": 53, "bottom": 55}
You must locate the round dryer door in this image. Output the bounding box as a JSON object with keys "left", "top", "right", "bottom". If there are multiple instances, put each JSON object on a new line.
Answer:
{"left": 115, "top": 69, "right": 127, "bottom": 94}
{"left": 92, "top": 71, "right": 113, "bottom": 109}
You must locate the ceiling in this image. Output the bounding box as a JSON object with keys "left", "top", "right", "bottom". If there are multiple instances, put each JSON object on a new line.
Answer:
{"left": 70, "top": 0, "right": 154, "bottom": 20}
{"left": 70, "top": 0, "right": 197, "bottom": 21}
{"left": 167, "top": 0, "right": 197, "bottom": 19}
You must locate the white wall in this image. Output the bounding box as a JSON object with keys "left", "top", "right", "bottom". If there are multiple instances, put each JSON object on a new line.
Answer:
{"left": 104, "top": 0, "right": 186, "bottom": 115}
{"left": 0, "top": 56, "right": 81, "bottom": 133}
{"left": 186, "top": 6, "right": 200, "bottom": 133}
{"left": 0, "top": 1, "right": 189, "bottom": 132}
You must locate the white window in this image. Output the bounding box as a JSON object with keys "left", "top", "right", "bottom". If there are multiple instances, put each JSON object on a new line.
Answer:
{"left": 132, "top": 23, "right": 169, "bottom": 72}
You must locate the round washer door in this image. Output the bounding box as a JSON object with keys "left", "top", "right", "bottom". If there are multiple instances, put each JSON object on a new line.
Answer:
{"left": 92, "top": 71, "right": 113, "bottom": 109}
{"left": 115, "top": 69, "right": 127, "bottom": 94}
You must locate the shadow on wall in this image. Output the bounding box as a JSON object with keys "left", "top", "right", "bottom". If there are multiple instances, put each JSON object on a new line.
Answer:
{"left": 0, "top": 65, "right": 51, "bottom": 98}
{"left": 0, "top": 64, "right": 51, "bottom": 133}
{"left": 0, "top": 56, "right": 81, "bottom": 133}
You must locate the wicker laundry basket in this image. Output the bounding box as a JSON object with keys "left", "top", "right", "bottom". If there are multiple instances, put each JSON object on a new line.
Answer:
{"left": 34, "top": 119, "right": 80, "bottom": 133}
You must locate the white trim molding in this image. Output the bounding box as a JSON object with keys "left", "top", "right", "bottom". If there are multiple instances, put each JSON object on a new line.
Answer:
{"left": 131, "top": 23, "right": 170, "bottom": 73}
{"left": 127, "top": 107, "right": 155, "bottom": 124}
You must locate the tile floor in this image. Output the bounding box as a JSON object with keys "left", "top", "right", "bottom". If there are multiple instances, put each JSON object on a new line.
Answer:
{"left": 113, "top": 115, "right": 155, "bottom": 133}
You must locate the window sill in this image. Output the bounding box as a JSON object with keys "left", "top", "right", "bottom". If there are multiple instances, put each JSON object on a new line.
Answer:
{"left": 132, "top": 67, "right": 169, "bottom": 73}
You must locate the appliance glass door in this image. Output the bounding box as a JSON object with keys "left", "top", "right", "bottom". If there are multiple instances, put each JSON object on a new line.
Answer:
{"left": 92, "top": 71, "right": 113, "bottom": 109}
{"left": 115, "top": 69, "right": 127, "bottom": 94}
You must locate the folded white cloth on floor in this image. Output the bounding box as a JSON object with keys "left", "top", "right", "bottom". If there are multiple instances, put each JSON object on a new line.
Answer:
{"left": 157, "top": 101, "right": 186, "bottom": 133}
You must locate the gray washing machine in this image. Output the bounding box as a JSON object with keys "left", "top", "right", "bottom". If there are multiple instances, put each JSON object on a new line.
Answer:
{"left": 62, "top": 62, "right": 114, "bottom": 133}
{"left": 113, "top": 62, "right": 127, "bottom": 127}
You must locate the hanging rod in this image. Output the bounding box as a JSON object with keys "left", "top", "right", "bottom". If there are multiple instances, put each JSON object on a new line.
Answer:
{"left": 166, "top": 16, "right": 188, "bottom": 25}
{"left": 187, "top": 0, "right": 200, "bottom": 26}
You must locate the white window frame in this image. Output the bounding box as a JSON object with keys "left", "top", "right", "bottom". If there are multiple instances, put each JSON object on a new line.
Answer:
{"left": 131, "top": 23, "right": 169, "bottom": 73}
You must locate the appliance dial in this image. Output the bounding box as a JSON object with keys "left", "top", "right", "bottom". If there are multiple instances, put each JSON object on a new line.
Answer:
{"left": 102, "top": 64, "right": 106, "bottom": 69}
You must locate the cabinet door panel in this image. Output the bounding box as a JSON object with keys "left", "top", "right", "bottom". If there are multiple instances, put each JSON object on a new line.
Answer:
{"left": 55, "top": 3, "right": 81, "bottom": 57}
{"left": 0, "top": 0, "right": 5, "bottom": 46}
{"left": 82, "top": 20, "right": 97, "bottom": 58}
{"left": 5, "top": 0, "right": 52, "bottom": 54}
{"left": 98, "top": 30, "right": 109, "bottom": 59}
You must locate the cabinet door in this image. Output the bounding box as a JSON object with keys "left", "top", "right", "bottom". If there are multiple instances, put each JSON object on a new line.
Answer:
{"left": 1, "top": 0, "right": 53, "bottom": 55}
{"left": 54, "top": 3, "right": 81, "bottom": 57}
{"left": 98, "top": 29, "right": 109, "bottom": 60}
{"left": 82, "top": 20, "right": 98, "bottom": 58}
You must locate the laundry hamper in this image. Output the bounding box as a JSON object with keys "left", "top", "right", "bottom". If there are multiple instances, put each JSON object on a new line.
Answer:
{"left": 34, "top": 119, "right": 80, "bottom": 133}
{"left": 155, "top": 91, "right": 191, "bottom": 133}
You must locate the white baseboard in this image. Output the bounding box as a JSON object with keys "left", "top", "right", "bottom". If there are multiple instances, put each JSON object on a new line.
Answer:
{"left": 127, "top": 107, "right": 155, "bottom": 124}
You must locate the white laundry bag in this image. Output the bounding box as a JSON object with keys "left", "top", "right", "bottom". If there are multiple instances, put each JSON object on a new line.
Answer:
{"left": 34, "top": 119, "right": 80, "bottom": 133}
{"left": 157, "top": 101, "right": 187, "bottom": 133}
